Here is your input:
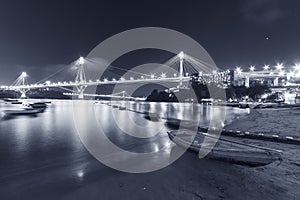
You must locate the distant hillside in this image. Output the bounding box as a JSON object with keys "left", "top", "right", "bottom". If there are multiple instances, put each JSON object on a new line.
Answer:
{"left": 146, "top": 83, "right": 270, "bottom": 102}
{"left": 0, "top": 90, "right": 20, "bottom": 99}
{"left": 27, "top": 89, "right": 70, "bottom": 99}
{"left": 0, "top": 89, "right": 70, "bottom": 99}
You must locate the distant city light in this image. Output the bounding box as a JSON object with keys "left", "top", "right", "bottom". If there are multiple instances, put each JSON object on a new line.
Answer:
{"left": 279, "top": 70, "right": 285, "bottom": 76}
{"left": 249, "top": 66, "right": 255, "bottom": 72}
{"left": 45, "top": 81, "right": 51, "bottom": 85}
{"left": 263, "top": 65, "right": 270, "bottom": 71}
{"left": 235, "top": 67, "right": 242, "bottom": 75}
{"left": 150, "top": 74, "right": 155, "bottom": 79}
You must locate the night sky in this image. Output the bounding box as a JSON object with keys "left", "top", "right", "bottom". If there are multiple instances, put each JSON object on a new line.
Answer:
{"left": 0, "top": 0, "right": 300, "bottom": 84}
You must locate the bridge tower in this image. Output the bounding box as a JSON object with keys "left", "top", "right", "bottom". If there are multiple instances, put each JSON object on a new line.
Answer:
{"left": 178, "top": 51, "right": 185, "bottom": 86}
{"left": 10, "top": 72, "right": 29, "bottom": 98}
{"left": 75, "top": 57, "right": 87, "bottom": 99}
{"left": 19, "top": 72, "right": 28, "bottom": 98}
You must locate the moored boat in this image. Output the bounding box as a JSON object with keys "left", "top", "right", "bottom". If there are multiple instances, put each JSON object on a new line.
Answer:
{"left": 3, "top": 98, "right": 19, "bottom": 102}
{"left": 119, "top": 106, "right": 126, "bottom": 110}
{"left": 40, "top": 101, "right": 51, "bottom": 104}
{"left": 3, "top": 108, "right": 44, "bottom": 115}
{"left": 11, "top": 101, "right": 23, "bottom": 105}
{"left": 30, "top": 102, "right": 47, "bottom": 109}
{"left": 253, "top": 102, "right": 279, "bottom": 109}
{"left": 165, "top": 118, "right": 199, "bottom": 129}
{"left": 144, "top": 113, "right": 160, "bottom": 121}
{"left": 167, "top": 129, "right": 282, "bottom": 167}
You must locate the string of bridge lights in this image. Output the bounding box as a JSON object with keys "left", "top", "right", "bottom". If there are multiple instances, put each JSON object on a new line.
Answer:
{"left": 235, "top": 63, "right": 300, "bottom": 77}
{"left": 3, "top": 53, "right": 300, "bottom": 91}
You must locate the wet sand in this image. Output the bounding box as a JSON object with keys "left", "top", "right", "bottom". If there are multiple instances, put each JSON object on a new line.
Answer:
{"left": 223, "top": 108, "right": 300, "bottom": 199}
{"left": 1, "top": 143, "right": 299, "bottom": 200}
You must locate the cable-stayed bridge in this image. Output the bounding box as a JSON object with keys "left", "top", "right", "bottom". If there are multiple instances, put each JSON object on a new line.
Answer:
{"left": 0, "top": 52, "right": 230, "bottom": 99}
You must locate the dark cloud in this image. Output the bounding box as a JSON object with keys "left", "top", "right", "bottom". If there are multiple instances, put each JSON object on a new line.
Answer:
{"left": 241, "top": 0, "right": 290, "bottom": 24}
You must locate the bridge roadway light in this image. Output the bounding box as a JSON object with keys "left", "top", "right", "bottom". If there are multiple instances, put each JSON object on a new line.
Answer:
{"left": 249, "top": 66, "right": 255, "bottom": 72}
{"left": 161, "top": 73, "right": 166, "bottom": 78}
{"left": 293, "top": 63, "right": 300, "bottom": 71}
{"left": 150, "top": 74, "right": 155, "bottom": 79}
{"left": 275, "top": 63, "right": 284, "bottom": 71}
{"left": 45, "top": 81, "right": 51, "bottom": 85}
{"left": 263, "top": 65, "right": 270, "bottom": 71}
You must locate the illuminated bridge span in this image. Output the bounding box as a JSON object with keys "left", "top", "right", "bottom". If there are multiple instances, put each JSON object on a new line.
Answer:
{"left": 233, "top": 64, "right": 300, "bottom": 87}
{"left": 0, "top": 52, "right": 229, "bottom": 99}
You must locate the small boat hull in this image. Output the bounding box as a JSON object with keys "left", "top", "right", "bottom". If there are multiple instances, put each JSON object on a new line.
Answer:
{"left": 30, "top": 102, "right": 47, "bottom": 109}
{"left": 167, "top": 130, "right": 282, "bottom": 167}
{"left": 119, "top": 106, "right": 126, "bottom": 110}
{"left": 144, "top": 113, "right": 160, "bottom": 121}
{"left": 3, "top": 108, "right": 44, "bottom": 115}
{"left": 166, "top": 118, "right": 199, "bottom": 129}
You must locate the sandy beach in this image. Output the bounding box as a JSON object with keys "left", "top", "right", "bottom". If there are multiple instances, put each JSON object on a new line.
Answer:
{"left": 225, "top": 108, "right": 300, "bottom": 139}
{"left": 221, "top": 107, "right": 300, "bottom": 199}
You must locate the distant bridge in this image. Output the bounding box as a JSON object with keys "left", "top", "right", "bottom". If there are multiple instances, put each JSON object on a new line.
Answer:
{"left": 0, "top": 52, "right": 229, "bottom": 99}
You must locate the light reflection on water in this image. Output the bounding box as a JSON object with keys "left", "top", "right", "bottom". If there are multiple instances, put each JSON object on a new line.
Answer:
{"left": 0, "top": 100, "right": 248, "bottom": 175}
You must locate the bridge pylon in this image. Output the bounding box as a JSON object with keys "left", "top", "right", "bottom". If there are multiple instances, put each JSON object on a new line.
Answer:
{"left": 10, "top": 72, "right": 29, "bottom": 98}
{"left": 75, "top": 57, "right": 87, "bottom": 99}
{"left": 178, "top": 51, "right": 185, "bottom": 86}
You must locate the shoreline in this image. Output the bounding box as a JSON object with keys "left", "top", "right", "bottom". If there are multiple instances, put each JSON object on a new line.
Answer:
{"left": 225, "top": 108, "right": 300, "bottom": 138}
